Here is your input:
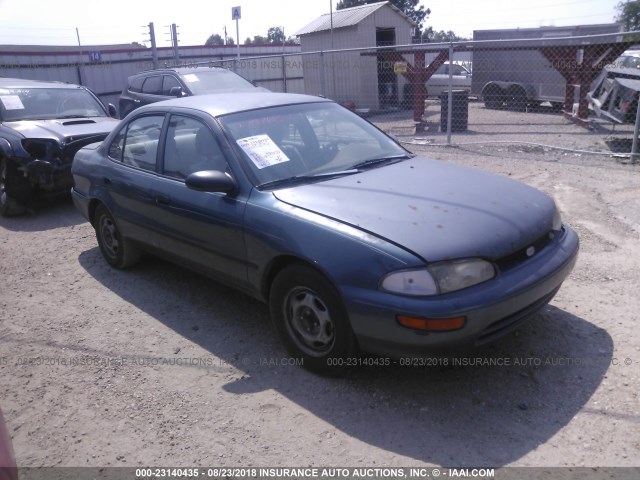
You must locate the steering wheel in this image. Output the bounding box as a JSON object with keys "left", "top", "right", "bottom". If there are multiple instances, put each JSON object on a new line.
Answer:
{"left": 57, "top": 97, "right": 84, "bottom": 114}
{"left": 321, "top": 140, "right": 350, "bottom": 162}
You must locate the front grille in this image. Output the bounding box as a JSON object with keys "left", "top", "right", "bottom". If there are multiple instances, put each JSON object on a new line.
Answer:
{"left": 495, "top": 231, "right": 554, "bottom": 271}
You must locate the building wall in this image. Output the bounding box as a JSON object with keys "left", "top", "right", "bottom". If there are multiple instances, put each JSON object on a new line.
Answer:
{"left": 298, "top": 4, "right": 414, "bottom": 109}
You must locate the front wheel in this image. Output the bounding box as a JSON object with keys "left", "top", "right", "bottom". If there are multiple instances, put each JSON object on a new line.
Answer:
{"left": 269, "top": 265, "right": 357, "bottom": 374}
{"left": 94, "top": 204, "right": 141, "bottom": 269}
{"left": 0, "top": 158, "right": 26, "bottom": 216}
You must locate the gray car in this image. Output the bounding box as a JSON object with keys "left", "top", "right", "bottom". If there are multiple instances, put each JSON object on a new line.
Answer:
{"left": 71, "top": 92, "right": 579, "bottom": 374}
{"left": 118, "top": 66, "right": 264, "bottom": 118}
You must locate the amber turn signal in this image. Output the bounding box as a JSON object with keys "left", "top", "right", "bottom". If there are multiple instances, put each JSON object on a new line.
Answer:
{"left": 397, "top": 315, "right": 466, "bottom": 332}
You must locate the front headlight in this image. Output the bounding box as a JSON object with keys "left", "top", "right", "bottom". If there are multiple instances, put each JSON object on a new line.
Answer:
{"left": 428, "top": 258, "right": 495, "bottom": 294}
{"left": 381, "top": 258, "right": 495, "bottom": 296}
{"left": 380, "top": 269, "right": 439, "bottom": 296}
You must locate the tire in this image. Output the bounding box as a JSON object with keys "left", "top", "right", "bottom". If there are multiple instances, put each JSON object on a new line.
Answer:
{"left": 0, "top": 157, "right": 26, "bottom": 217}
{"left": 483, "top": 88, "right": 503, "bottom": 109}
{"left": 507, "top": 86, "right": 527, "bottom": 111}
{"left": 94, "top": 204, "right": 141, "bottom": 269}
{"left": 269, "top": 265, "right": 357, "bottom": 375}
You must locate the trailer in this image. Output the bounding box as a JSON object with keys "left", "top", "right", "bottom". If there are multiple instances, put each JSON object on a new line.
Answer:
{"left": 471, "top": 24, "right": 624, "bottom": 111}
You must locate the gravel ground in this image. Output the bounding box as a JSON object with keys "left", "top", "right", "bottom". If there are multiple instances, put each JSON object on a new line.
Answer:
{"left": 0, "top": 103, "right": 639, "bottom": 471}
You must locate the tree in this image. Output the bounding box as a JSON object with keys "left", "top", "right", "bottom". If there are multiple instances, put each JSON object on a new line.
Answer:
{"left": 423, "top": 29, "right": 468, "bottom": 43}
{"left": 616, "top": 0, "right": 640, "bottom": 31}
{"left": 244, "top": 35, "right": 269, "bottom": 45}
{"left": 268, "top": 26, "right": 286, "bottom": 45}
{"left": 336, "top": 0, "right": 430, "bottom": 34}
{"left": 205, "top": 34, "right": 225, "bottom": 46}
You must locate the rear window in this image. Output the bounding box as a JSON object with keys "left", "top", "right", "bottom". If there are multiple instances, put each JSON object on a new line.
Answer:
{"left": 129, "top": 77, "right": 145, "bottom": 93}
{"left": 179, "top": 69, "right": 255, "bottom": 94}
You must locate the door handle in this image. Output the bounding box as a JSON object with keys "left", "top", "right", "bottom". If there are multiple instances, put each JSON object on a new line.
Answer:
{"left": 155, "top": 195, "right": 170, "bottom": 206}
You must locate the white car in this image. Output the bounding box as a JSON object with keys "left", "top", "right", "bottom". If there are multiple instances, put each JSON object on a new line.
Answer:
{"left": 426, "top": 62, "right": 472, "bottom": 97}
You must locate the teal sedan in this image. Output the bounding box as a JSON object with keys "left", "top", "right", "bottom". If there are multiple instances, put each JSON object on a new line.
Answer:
{"left": 71, "top": 92, "right": 578, "bottom": 374}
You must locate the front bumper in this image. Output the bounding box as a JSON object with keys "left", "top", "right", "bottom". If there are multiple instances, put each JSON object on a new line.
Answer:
{"left": 23, "top": 159, "right": 73, "bottom": 193}
{"left": 342, "top": 225, "right": 579, "bottom": 358}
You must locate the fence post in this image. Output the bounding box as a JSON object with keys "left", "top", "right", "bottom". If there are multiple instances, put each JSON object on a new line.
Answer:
{"left": 320, "top": 51, "right": 326, "bottom": 97}
{"left": 282, "top": 55, "right": 287, "bottom": 93}
{"left": 446, "top": 42, "right": 453, "bottom": 144}
{"left": 632, "top": 99, "right": 640, "bottom": 164}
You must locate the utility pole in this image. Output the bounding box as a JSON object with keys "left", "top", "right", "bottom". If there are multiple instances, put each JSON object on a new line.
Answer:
{"left": 171, "top": 24, "right": 179, "bottom": 64}
{"left": 75, "top": 27, "right": 84, "bottom": 85}
{"left": 148, "top": 22, "right": 158, "bottom": 69}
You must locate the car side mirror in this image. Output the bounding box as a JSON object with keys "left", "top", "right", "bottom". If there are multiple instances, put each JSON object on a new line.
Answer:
{"left": 185, "top": 170, "right": 236, "bottom": 193}
{"left": 169, "top": 86, "right": 184, "bottom": 97}
{"left": 108, "top": 104, "right": 118, "bottom": 118}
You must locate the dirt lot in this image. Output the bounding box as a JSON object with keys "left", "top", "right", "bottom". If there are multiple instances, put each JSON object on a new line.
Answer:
{"left": 1, "top": 103, "right": 639, "bottom": 470}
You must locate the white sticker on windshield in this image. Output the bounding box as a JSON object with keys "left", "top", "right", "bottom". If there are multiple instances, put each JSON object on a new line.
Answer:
{"left": 182, "top": 74, "right": 199, "bottom": 83}
{"left": 0, "top": 95, "right": 25, "bottom": 110}
{"left": 237, "top": 134, "right": 290, "bottom": 169}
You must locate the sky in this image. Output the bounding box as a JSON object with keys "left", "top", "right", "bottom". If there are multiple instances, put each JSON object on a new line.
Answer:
{"left": 0, "top": 0, "right": 622, "bottom": 47}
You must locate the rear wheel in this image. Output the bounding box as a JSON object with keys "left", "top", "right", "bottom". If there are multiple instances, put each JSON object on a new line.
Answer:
{"left": 94, "top": 204, "right": 141, "bottom": 269}
{"left": 507, "top": 86, "right": 528, "bottom": 111}
{"left": 0, "top": 158, "right": 25, "bottom": 216}
{"left": 483, "top": 87, "right": 504, "bottom": 109}
{"left": 269, "top": 265, "right": 357, "bottom": 375}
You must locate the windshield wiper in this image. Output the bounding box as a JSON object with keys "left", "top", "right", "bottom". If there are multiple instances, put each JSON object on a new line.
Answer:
{"left": 258, "top": 169, "right": 359, "bottom": 189}
{"left": 351, "top": 154, "right": 412, "bottom": 170}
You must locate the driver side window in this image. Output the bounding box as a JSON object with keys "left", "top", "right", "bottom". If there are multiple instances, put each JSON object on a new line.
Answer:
{"left": 163, "top": 115, "right": 227, "bottom": 180}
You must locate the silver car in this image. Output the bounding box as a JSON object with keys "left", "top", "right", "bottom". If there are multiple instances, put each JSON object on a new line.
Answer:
{"left": 427, "top": 62, "right": 472, "bottom": 97}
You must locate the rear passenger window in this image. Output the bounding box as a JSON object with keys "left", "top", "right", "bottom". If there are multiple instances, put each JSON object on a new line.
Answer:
{"left": 129, "top": 77, "right": 144, "bottom": 93}
{"left": 108, "top": 115, "right": 164, "bottom": 172}
{"left": 141, "top": 76, "right": 163, "bottom": 95}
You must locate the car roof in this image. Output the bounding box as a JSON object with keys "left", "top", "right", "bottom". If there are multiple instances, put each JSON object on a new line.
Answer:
{"left": 622, "top": 49, "right": 640, "bottom": 58}
{"left": 0, "top": 77, "right": 83, "bottom": 89}
{"left": 131, "top": 66, "right": 231, "bottom": 77}
{"left": 135, "top": 92, "right": 333, "bottom": 117}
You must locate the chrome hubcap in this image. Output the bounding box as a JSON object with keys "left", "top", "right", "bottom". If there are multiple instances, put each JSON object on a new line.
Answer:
{"left": 99, "top": 216, "right": 119, "bottom": 258}
{"left": 286, "top": 288, "right": 335, "bottom": 355}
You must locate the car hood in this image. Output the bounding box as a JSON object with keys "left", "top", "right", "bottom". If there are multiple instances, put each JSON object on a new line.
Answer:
{"left": 5, "top": 117, "right": 119, "bottom": 141}
{"left": 273, "top": 158, "right": 556, "bottom": 262}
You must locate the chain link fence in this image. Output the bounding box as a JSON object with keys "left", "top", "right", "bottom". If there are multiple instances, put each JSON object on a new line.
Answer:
{"left": 205, "top": 30, "right": 639, "bottom": 164}
{"left": 3, "top": 29, "right": 639, "bottom": 163}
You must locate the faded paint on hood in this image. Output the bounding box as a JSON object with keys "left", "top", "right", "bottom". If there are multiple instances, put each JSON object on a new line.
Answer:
{"left": 6, "top": 117, "right": 119, "bottom": 141}
{"left": 273, "top": 157, "right": 556, "bottom": 262}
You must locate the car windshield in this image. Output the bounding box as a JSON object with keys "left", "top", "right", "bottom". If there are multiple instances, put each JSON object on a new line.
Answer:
{"left": 0, "top": 87, "right": 107, "bottom": 121}
{"left": 219, "top": 102, "right": 411, "bottom": 187}
{"left": 179, "top": 69, "right": 256, "bottom": 94}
